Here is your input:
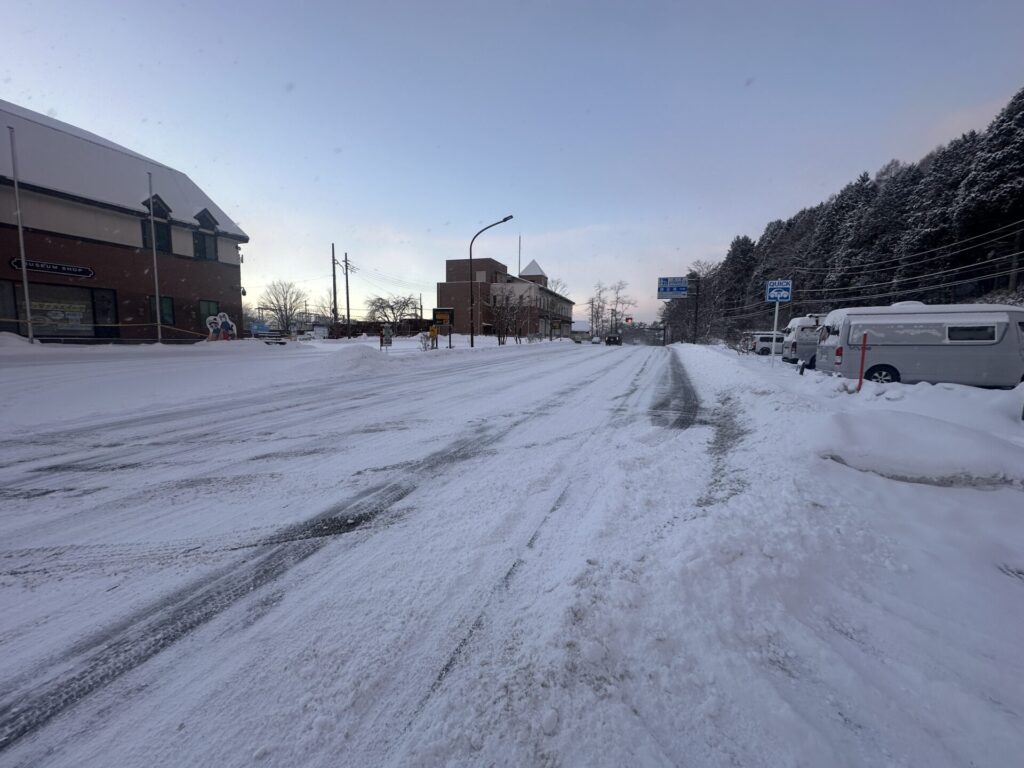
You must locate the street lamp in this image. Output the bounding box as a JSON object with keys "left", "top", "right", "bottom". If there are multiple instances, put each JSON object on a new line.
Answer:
{"left": 468, "top": 215, "right": 513, "bottom": 348}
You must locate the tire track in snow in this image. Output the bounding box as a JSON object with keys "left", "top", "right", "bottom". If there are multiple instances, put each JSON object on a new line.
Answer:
{"left": 648, "top": 349, "right": 701, "bottom": 429}
{"left": 0, "top": 481, "right": 415, "bottom": 753}
{"left": 0, "top": 346, "right": 650, "bottom": 755}
{"left": 0, "top": 347, "right": 618, "bottom": 754}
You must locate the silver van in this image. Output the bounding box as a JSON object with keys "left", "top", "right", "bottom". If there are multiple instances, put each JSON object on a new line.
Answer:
{"left": 816, "top": 302, "right": 1024, "bottom": 387}
{"left": 752, "top": 332, "right": 785, "bottom": 355}
{"left": 781, "top": 314, "right": 826, "bottom": 367}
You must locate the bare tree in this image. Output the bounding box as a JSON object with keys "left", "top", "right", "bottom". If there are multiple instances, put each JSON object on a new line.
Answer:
{"left": 242, "top": 301, "right": 261, "bottom": 330}
{"left": 589, "top": 282, "right": 608, "bottom": 336}
{"left": 492, "top": 286, "right": 532, "bottom": 345}
{"left": 365, "top": 294, "right": 418, "bottom": 326}
{"left": 609, "top": 280, "right": 637, "bottom": 332}
{"left": 312, "top": 291, "right": 336, "bottom": 324}
{"left": 548, "top": 277, "right": 569, "bottom": 297}
{"left": 259, "top": 281, "right": 307, "bottom": 334}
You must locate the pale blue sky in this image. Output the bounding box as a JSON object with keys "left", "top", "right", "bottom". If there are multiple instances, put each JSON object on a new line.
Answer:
{"left": 4, "top": 0, "right": 1023, "bottom": 320}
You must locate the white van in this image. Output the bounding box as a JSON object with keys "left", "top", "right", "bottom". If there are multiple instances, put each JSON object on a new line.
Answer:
{"left": 752, "top": 332, "right": 785, "bottom": 355}
{"left": 781, "top": 314, "right": 826, "bottom": 367}
{"left": 816, "top": 303, "right": 1024, "bottom": 387}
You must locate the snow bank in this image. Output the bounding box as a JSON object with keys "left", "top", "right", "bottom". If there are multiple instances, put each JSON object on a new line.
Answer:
{"left": 818, "top": 410, "right": 1024, "bottom": 486}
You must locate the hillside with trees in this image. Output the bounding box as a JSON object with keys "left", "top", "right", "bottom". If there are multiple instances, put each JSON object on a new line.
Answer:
{"left": 663, "top": 86, "right": 1024, "bottom": 341}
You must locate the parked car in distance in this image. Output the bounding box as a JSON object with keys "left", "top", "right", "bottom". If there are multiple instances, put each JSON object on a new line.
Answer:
{"left": 753, "top": 333, "right": 785, "bottom": 355}
{"left": 591, "top": 336, "right": 603, "bottom": 344}
{"left": 816, "top": 302, "right": 1024, "bottom": 386}
{"left": 605, "top": 334, "right": 622, "bottom": 345}
{"left": 781, "top": 314, "right": 826, "bottom": 367}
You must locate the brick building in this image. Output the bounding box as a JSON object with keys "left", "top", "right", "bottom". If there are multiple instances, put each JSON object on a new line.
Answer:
{"left": 0, "top": 99, "right": 248, "bottom": 341}
{"left": 436, "top": 257, "right": 573, "bottom": 337}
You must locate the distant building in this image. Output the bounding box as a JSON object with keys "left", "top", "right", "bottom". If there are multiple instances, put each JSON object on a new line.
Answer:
{"left": 0, "top": 99, "right": 248, "bottom": 341}
{"left": 436, "top": 257, "right": 573, "bottom": 338}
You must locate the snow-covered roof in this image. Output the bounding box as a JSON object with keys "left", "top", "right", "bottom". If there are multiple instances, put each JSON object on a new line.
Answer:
{"left": 824, "top": 303, "right": 1024, "bottom": 324}
{"left": 0, "top": 99, "right": 247, "bottom": 240}
{"left": 520, "top": 259, "right": 546, "bottom": 277}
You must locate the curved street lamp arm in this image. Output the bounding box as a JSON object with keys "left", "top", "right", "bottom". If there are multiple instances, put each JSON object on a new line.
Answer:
{"left": 468, "top": 215, "right": 513, "bottom": 348}
{"left": 469, "top": 215, "right": 514, "bottom": 252}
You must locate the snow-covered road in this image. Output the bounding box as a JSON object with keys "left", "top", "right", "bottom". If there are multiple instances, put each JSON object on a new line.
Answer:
{"left": 2, "top": 338, "right": 1022, "bottom": 767}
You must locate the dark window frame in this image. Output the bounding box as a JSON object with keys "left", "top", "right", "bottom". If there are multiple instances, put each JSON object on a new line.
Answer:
{"left": 141, "top": 219, "right": 172, "bottom": 253}
{"left": 148, "top": 295, "right": 175, "bottom": 325}
{"left": 193, "top": 231, "right": 218, "bottom": 261}
{"left": 199, "top": 299, "right": 220, "bottom": 319}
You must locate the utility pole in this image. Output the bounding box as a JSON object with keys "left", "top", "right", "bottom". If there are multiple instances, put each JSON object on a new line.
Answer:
{"left": 8, "top": 126, "right": 33, "bottom": 343}
{"left": 692, "top": 276, "right": 700, "bottom": 344}
{"left": 331, "top": 243, "right": 338, "bottom": 324}
{"left": 147, "top": 172, "right": 163, "bottom": 343}
{"left": 419, "top": 293, "right": 423, "bottom": 320}
{"left": 344, "top": 252, "right": 352, "bottom": 338}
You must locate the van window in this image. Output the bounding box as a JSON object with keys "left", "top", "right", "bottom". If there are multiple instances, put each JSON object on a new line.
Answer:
{"left": 849, "top": 322, "right": 944, "bottom": 345}
{"left": 947, "top": 325, "right": 996, "bottom": 342}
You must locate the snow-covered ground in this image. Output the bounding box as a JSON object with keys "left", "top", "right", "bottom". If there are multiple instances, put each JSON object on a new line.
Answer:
{"left": 1, "top": 335, "right": 1022, "bottom": 767}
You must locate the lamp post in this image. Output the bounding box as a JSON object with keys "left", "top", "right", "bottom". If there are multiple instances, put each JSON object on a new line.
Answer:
{"left": 468, "top": 215, "right": 513, "bottom": 348}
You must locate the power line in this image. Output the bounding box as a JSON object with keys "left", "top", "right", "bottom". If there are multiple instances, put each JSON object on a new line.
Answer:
{"left": 718, "top": 247, "right": 1022, "bottom": 316}
{"left": 720, "top": 261, "right": 1023, "bottom": 320}
{"left": 791, "top": 226, "right": 1022, "bottom": 276}
{"left": 794, "top": 249, "right": 1022, "bottom": 295}
{"left": 787, "top": 217, "right": 1024, "bottom": 274}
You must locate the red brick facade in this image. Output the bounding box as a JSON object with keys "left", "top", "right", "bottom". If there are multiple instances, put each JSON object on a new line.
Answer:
{"left": 1, "top": 224, "right": 242, "bottom": 341}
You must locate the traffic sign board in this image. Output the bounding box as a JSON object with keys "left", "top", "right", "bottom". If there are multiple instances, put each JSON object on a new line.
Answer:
{"left": 658, "top": 277, "right": 688, "bottom": 300}
{"left": 766, "top": 279, "right": 792, "bottom": 302}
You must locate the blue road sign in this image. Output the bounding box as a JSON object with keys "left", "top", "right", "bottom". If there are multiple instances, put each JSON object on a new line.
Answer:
{"left": 766, "top": 279, "right": 792, "bottom": 302}
{"left": 658, "top": 276, "right": 689, "bottom": 300}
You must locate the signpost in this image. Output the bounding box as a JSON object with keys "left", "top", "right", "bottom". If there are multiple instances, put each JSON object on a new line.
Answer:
{"left": 765, "top": 280, "right": 792, "bottom": 367}
{"left": 657, "top": 277, "right": 688, "bottom": 300}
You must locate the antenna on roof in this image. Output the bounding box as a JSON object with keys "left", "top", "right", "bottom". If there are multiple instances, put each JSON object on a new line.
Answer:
{"left": 518, "top": 234, "right": 521, "bottom": 276}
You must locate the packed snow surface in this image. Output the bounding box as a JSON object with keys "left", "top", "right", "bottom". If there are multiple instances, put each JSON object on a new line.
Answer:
{"left": 1, "top": 335, "right": 1022, "bottom": 767}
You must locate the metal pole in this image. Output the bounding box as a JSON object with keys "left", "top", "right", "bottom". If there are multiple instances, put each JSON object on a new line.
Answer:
{"left": 331, "top": 243, "right": 338, "bottom": 324}
{"left": 770, "top": 300, "right": 780, "bottom": 367}
{"left": 8, "top": 126, "right": 33, "bottom": 343}
{"left": 147, "top": 172, "right": 163, "bottom": 343}
{"left": 468, "top": 215, "right": 513, "bottom": 348}
{"left": 344, "top": 252, "right": 351, "bottom": 338}
{"left": 692, "top": 277, "right": 700, "bottom": 344}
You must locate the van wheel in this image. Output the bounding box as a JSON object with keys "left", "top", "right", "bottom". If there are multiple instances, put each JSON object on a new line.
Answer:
{"left": 757, "top": 348, "right": 769, "bottom": 356}
{"left": 865, "top": 365, "right": 900, "bottom": 384}
{"left": 807, "top": 355, "right": 816, "bottom": 370}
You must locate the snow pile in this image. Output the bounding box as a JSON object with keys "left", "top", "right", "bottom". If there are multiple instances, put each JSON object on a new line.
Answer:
{"left": 819, "top": 409, "right": 1024, "bottom": 486}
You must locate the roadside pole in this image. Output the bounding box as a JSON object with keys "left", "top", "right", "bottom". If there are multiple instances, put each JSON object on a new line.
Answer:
{"left": 692, "top": 276, "right": 700, "bottom": 344}
{"left": 344, "top": 252, "right": 352, "bottom": 338}
{"left": 770, "top": 301, "right": 780, "bottom": 367}
{"left": 856, "top": 332, "right": 868, "bottom": 392}
{"left": 147, "top": 172, "right": 163, "bottom": 343}
{"left": 765, "top": 279, "right": 792, "bottom": 367}
{"left": 331, "top": 243, "right": 338, "bottom": 324}
{"left": 8, "top": 126, "right": 33, "bottom": 343}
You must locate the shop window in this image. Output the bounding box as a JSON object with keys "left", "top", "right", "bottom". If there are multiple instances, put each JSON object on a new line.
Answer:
{"left": 15, "top": 283, "right": 94, "bottom": 337}
{"left": 193, "top": 231, "right": 218, "bottom": 261}
{"left": 141, "top": 219, "right": 172, "bottom": 253}
{"left": 199, "top": 299, "right": 220, "bottom": 319}
{"left": 149, "top": 295, "right": 175, "bottom": 325}
{"left": 93, "top": 288, "right": 119, "bottom": 339}
{"left": 0, "top": 279, "right": 17, "bottom": 334}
